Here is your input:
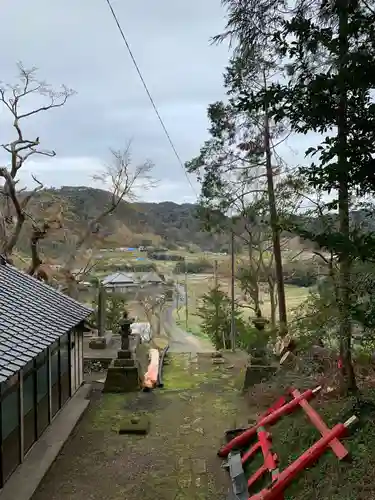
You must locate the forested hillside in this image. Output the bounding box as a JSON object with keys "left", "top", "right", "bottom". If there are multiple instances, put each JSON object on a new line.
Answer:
{"left": 16, "top": 186, "right": 228, "bottom": 256}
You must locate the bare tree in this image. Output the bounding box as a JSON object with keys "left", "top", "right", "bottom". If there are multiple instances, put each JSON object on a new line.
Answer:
{"left": 136, "top": 291, "right": 167, "bottom": 339}
{"left": 0, "top": 63, "right": 74, "bottom": 260}
{"left": 60, "top": 144, "right": 155, "bottom": 296}
{"left": 234, "top": 174, "right": 307, "bottom": 327}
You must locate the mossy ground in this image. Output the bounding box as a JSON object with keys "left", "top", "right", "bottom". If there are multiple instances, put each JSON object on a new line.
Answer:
{"left": 32, "top": 353, "right": 250, "bottom": 500}
{"left": 32, "top": 353, "right": 375, "bottom": 500}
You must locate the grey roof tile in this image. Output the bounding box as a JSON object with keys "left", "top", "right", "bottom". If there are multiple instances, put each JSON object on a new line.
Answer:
{"left": 140, "top": 271, "right": 163, "bottom": 283}
{"left": 0, "top": 260, "right": 92, "bottom": 382}
{"left": 102, "top": 271, "right": 137, "bottom": 285}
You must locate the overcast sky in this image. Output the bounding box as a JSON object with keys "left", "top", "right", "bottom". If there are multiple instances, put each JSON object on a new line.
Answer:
{"left": 0, "top": 0, "right": 315, "bottom": 204}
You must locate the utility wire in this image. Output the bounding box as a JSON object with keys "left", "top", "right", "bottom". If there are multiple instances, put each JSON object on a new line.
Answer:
{"left": 104, "top": 0, "right": 197, "bottom": 196}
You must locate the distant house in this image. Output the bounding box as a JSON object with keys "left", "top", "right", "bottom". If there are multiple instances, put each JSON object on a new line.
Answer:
{"left": 101, "top": 272, "right": 138, "bottom": 293}
{"left": 140, "top": 272, "right": 163, "bottom": 285}
{"left": 0, "top": 257, "right": 91, "bottom": 488}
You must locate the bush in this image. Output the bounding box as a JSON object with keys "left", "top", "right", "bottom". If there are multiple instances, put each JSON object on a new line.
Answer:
{"left": 174, "top": 259, "right": 213, "bottom": 274}
{"left": 282, "top": 260, "right": 319, "bottom": 287}
{"left": 91, "top": 292, "right": 129, "bottom": 333}
{"left": 237, "top": 325, "right": 273, "bottom": 356}
{"left": 148, "top": 252, "right": 184, "bottom": 261}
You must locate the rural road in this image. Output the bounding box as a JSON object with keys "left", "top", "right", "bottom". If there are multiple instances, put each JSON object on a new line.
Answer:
{"left": 162, "top": 287, "right": 214, "bottom": 353}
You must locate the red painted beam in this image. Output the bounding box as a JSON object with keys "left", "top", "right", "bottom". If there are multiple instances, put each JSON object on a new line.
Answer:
{"left": 218, "top": 387, "right": 322, "bottom": 458}
{"left": 260, "top": 396, "right": 287, "bottom": 419}
{"left": 242, "top": 441, "right": 262, "bottom": 466}
{"left": 248, "top": 416, "right": 357, "bottom": 500}
{"left": 247, "top": 462, "right": 268, "bottom": 489}
{"left": 290, "top": 388, "right": 348, "bottom": 460}
{"left": 258, "top": 427, "right": 277, "bottom": 472}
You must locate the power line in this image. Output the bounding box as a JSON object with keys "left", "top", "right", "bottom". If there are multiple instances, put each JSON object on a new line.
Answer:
{"left": 104, "top": 0, "right": 197, "bottom": 196}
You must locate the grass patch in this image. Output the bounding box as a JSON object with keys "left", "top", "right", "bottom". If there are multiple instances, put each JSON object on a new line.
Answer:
{"left": 162, "top": 354, "right": 209, "bottom": 390}
{"left": 174, "top": 277, "right": 310, "bottom": 342}
{"left": 173, "top": 306, "right": 210, "bottom": 341}
{"left": 89, "top": 393, "right": 126, "bottom": 431}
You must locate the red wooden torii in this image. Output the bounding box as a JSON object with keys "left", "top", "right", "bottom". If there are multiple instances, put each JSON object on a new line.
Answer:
{"left": 220, "top": 386, "right": 357, "bottom": 500}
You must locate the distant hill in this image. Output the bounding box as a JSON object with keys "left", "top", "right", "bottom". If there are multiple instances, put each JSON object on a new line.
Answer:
{"left": 16, "top": 186, "right": 228, "bottom": 257}
{"left": 15, "top": 186, "right": 375, "bottom": 260}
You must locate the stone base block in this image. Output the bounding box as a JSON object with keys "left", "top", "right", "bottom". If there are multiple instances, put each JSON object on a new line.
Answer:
{"left": 117, "top": 349, "right": 132, "bottom": 360}
{"left": 242, "top": 364, "right": 277, "bottom": 391}
{"left": 88, "top": 337, "right": 107, "bottom": 350}
{"left": 103, "top": 362, "right": 140, "bottom": 393}
{"left": 118, "top": 415, "right": 150, "bottom": 435}
{"left": 113, "top": 358, "right": 135, "bottom": 368}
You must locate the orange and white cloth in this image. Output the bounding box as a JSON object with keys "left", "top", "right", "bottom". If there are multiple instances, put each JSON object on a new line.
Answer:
{"left": 143, "top": 349, "right": 159, "bottom": 389}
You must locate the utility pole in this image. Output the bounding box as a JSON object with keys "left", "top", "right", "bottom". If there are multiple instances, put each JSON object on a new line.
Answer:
{"left": 213, "top": 259, "right": 220, "bottom": 347}
{"left": 184, "top": 258, "right": 188, "bottom": 329}
{"left": 230, "top": 230, "right": 236, "bottom": 351}
{"left": 263, "top": 71, "right": 288, "bottom": 335}
{"left": 176, "top": 276, "right": 179, "bottom": 314}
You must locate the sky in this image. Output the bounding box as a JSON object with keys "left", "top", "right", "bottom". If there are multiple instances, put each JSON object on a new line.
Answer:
{"left": 0, "top": 0, "right": 315, "bottom": 204}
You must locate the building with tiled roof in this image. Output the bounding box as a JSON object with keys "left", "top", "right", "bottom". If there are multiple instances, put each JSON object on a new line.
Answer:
{"left": 0, "top": 256, "right": 91, "bottom": 487}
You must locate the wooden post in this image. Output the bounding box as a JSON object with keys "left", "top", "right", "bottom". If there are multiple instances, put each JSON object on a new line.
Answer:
{"left": 98, "top": 284, "right": 106, "bottom": 337}
{"left": 184, "top": 259, "right": 188, "bottom": 329}
{"left": 230, "top": 230, "right": 236, "bottom": 351}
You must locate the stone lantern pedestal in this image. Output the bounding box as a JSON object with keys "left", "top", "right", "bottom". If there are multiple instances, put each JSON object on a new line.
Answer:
{"left": 103, "top": 312, "right": 140, "bottom": 393}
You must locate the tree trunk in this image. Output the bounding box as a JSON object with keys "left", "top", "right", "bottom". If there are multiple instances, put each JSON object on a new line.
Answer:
{"left": 337, "top": 0, "right": 357, "bottom": 393}
{"left": 246, "top": 234, "right": 262, "bottom": 317}
{"left": 268, "top": 278, "right": 277, "bottom": 328}
{"left": 263, "top": 86, "right": 287, "bottom": 335}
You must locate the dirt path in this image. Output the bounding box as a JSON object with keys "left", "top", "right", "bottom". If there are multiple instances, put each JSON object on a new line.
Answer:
{"left": 163, "top": 306, "right": 214, "bottom": 353}
{"left": 32, "top": 353, "right": 250, "bottom": 500}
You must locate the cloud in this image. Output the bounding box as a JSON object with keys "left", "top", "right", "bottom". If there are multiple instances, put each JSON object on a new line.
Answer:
{"left": 0, "top": 0, "right": 324, "bottom": 205}
{"left": 16, "top": 155, "right": 199, "bottom": 204}
{"left": 0, "top": 0, "right": 231, "bottom": 202}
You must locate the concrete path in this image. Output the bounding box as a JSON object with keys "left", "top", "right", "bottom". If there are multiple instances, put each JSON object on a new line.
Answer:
{"left": 163, "top": 306, "right": 214, "bottom": 353}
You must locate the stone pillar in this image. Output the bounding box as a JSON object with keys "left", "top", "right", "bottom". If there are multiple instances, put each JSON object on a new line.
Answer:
{"left": 103, "top": 312, "right": 140, "bottom": 393}
{"left": 97, "top": 284, "right": 106, "bottom": 337}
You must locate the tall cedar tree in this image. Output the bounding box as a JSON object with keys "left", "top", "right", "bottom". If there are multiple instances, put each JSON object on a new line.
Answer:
{"left": 186, "top": 55, "right": 291, "bottom": 333}
{"left": 229, "top": 0, "right": 375, "bottom": 392}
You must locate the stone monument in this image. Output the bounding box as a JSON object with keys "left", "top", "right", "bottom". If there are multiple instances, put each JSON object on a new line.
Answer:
{"left": 103, "top": 311, "right": 140, "bottom": 393}
{"left": 243, "top": 316, "right": 277, "bottom": 391}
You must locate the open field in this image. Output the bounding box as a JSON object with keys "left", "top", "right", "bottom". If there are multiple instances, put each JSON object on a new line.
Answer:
{"left": 174, "top": 273, "right": 310, "bottom": 336}
{"left": 89, "top": 247, "right": 320, "bottom": 283}
{"left": 85, "top": 249, "right": 313, "bottom": 339}
{"left": 90, "top": 248, "right": 234, "bottom": 279}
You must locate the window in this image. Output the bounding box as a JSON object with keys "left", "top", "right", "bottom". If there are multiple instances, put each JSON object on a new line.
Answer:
{"left": 1, "top": 388, "right": 19, "bottom": 439}
{"left": 23, "top": 373, "right": 35, "bottom": 415}
{"left": 51, "top": 349, "right": 59, "bottom": 385}
{"left": 51, "top": 349, "right": 60, "bottom": 417}
{"left": 36, "top": 355, "right": 49, "bottom": 437}
{"left": 36, "top": 362, "right": 48, "bottom": 403}
{"left": 60, "top": 333, "right": 69, "bottom": 375}
{"left": 1, "top": 374, "right": 19, "bottom": 395}
{"left": 23, "top": 372, "right": 36, "bottom": 454}
{"left": 1, "top": 386, "right": 21, "bottom": 482}
{"left": 60, "top": 333, "right": 70, "bottom": 405}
